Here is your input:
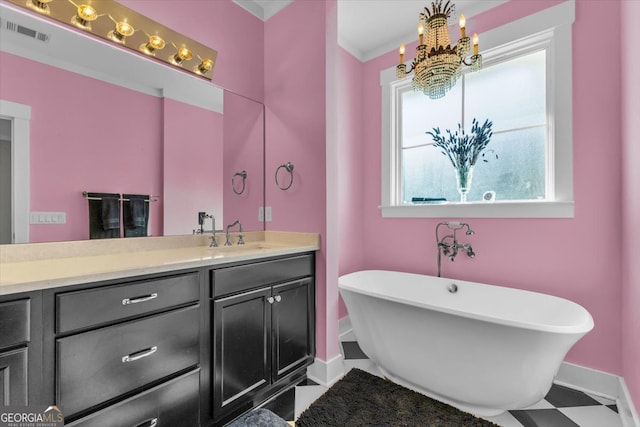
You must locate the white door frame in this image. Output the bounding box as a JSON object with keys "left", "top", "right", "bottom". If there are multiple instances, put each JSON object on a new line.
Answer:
{"left": 0, "top": 99, "right": 30, "bottom": 243}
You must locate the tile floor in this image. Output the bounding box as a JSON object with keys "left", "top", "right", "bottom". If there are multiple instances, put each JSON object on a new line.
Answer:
{"left": 265, "top": 333, "right": 625, "bottom": 427}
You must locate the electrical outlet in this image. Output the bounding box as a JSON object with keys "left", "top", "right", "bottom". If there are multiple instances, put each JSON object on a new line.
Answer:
{"left": 258, "top": 206, "right": 264, "bottom": 222}
{"left": 265, "top": 206, "right": 272, "bottom": 222}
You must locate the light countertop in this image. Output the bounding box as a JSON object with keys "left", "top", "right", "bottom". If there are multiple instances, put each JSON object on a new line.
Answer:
{"left": 0, "top": 231, "right": 319, "bottom": 295}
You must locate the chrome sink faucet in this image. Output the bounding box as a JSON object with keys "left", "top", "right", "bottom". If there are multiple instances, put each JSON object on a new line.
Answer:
{"left": 436, "top": 222, "right": 475, "bottom": 277}
{"left": 225, "top": 220, "right": 244, "bottom": 246}
{"left": 208, "top": 215, "right": 218, "bottom": 247}
{"left": 194, "top": 212, "right": 219, "bottom": 247}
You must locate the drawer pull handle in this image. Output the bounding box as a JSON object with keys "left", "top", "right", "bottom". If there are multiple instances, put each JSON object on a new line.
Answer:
{"left": 122, "top": 346, "right": 158, "bottom": 363}
{"left": 134, "top": 418, "right": 158, "bottom": 427}
{"left": 274, "top": 295, "right": 282, "bottom": 302}
{"left": 267, "top": 296, "right": 275, "bottom": 304}
{"left": 122, "top": 293, "right": 158, "bottom": 306}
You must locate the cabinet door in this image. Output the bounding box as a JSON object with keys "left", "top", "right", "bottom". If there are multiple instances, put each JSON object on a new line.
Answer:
{"left": 0, "top": 348, "right": 28, "bottom": 406}
{"left": 213, "top": 287, "right": 271, "bottom": 421}
{"left": 272, "top": 279, "right": 314, "bottom": 382}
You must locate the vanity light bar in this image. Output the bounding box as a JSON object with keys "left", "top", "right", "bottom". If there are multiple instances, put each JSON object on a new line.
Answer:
{"left": 9, "top": 0, "right": 218, "bottom": 80}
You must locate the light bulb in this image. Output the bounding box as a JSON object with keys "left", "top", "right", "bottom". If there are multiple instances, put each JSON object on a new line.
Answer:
{"left": 140, "top": 35, "right": 166, "bottom": 55}
{"left": 72, "top": 4, "right": 97, "bottom": 30}
{"left": 196, "top": 58, "right": 214, "bottom": 74}
{"left": 170, "top": 47, "right": 192, "bottom": 66}
{"left": 28, "top": 0, "right": 54, "bottom": 14}
{"left": 108, "top": 21, "right": 134, "bottom": 44}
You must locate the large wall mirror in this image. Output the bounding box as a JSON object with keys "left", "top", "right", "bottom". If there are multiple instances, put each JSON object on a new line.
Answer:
{"left": 0, "top": 2, "right": 265, "bottom": 243}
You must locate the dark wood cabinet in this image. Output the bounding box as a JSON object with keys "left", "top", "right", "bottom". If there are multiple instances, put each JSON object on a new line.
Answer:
{"left": 211, "top": 254, "right": 315, "bottom": 425}
{"left": 0, "top": 347, "right": 28, "bottom": 406}
{"left": 0, "top": 293, "right": 42, "bottom": 407}
{"left": 66, "top": 370, "right": 200, "bottom": 427}
{"left": 43, "top": 270, "right": 203, "bottom": 424}
{"left": 272, "top": 279, "right": 315, "bottom": 382}
{"left": 3, "top": 250, "right": 316, "bottom": 427}
{"left": 57, "top": 304, "right": 200, "bottom": 417}
{"left": 213, "top": 287, "right": 272, "bottom": 415}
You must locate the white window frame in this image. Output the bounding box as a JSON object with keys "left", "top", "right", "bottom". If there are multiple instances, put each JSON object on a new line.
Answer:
{"left": 380, "top": 0, "right": 575, "bottom": 218}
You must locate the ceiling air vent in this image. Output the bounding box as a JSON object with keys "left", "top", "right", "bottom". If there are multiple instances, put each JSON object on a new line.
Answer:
{"left": 1, "top": 18, "right": 50, "bottom": 43}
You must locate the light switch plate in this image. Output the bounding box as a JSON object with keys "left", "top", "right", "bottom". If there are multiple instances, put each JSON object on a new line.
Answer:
{"left": 265, "top": 206, "right": 272, "bottom": 222}
{"left": 30, "top": 212, "right": 66, "bottom": 224}
{"left": 258, "top": 206, "right": 264, "bottom": 222}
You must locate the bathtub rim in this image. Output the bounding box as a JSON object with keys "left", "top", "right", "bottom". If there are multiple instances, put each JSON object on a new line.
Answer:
{"left": 338, "top": 269, "right": 594, "bottom": 335}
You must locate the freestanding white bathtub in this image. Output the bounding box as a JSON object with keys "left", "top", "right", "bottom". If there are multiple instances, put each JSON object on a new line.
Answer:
{"left": 338, "top": 270, "right": 594, "bottom": 416}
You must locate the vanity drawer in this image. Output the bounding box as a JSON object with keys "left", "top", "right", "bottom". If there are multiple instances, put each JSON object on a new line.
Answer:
{"left": 212, "top": 254, "right": 313, "bottom": 297}
{"left": 57, "top": 305, "right": 200, "bottom": 417}
{"left": 56, "top": 272, "right": 200, "bottom": 334}
{"left": 0, "top": 299, "right": 30, "bottom": 349}
{"left": 66, "top": 369, "right": 199, "bottom": 427}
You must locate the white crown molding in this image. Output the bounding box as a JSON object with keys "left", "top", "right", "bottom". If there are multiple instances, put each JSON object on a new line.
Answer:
{"left": 232, "top": 0, "right": 293, "bottom": 21}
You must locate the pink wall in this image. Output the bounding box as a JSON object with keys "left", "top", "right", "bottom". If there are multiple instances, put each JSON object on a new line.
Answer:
{"left": 223, "top": 91, "right": 264, "bottom": 232}
{"left": 358, "top": 0, "right": 624, "bottom": 376}
{"left": 621, "top": 0, "right": 640, "bottom": 412}
{"left": 163, "top": 99, "right": 223, "bottom": 235}
{"left": 264, "top": 0, "right": 330, "bottom": 359}
{"left": 336, "top": 46, "right": 365, "bottom": 319}
{"left": 118, "top": 0, "right": 264, "bottom": 103}
{"left": 0, "top": 52, "right": 163, "bottom": 241}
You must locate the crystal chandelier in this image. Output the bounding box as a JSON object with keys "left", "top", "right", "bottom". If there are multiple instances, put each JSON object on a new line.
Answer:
{"left": 396, "top": 0, "right": 482, "bottom": 99}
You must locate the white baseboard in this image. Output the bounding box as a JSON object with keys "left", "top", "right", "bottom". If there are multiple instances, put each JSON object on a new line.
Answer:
{"left": 306, "top": 354, "right": 344, "bottom": 387}
{"left": 338, "top": 316, "right": 352, "bottom": 338}
{"left": 618, "top": 377, "right": 640, "bottom": 427}
{"left": 555, "top": 362, "right": 620, "bottom": 399}
{"left": 555, "top": 362, "right": 638, "bottom": 426}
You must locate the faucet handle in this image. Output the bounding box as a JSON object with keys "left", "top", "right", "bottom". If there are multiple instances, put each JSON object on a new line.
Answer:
{"left": 237, "top": 233, "right": 245, "bottom": 245}
{"left": 224, "top": 232, "right": 232, "bottom": 246}
{"left": 209, "top": 235, "right": 218, "bottom": 247}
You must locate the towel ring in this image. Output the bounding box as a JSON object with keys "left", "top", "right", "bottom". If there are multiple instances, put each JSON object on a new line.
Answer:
{"left": 275, "top": 162, "right": 294, "bottom": 190}
{"left": 232, "top": 170, "right": 247, "bottom": 195}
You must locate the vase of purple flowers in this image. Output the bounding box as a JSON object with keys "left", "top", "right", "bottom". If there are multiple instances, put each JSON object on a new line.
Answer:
{"left": 427, "top": 118, "right": 495, "bottom": 203}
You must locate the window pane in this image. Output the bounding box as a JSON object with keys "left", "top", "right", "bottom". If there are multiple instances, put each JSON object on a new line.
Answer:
{"left": 401, "top": 82, "right": 462, "bottom": 149}
{"left": 465, "top": 50, "right": 546, "bottom": 131}
{"left": 402, "top": 126, "right": 546, "bottom": 203}
{"left": 402, "top": 145, "right": 456, "bottom": 203}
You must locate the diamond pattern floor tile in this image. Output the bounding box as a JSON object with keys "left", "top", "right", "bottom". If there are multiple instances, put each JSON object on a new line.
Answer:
{"left": 559, "top": 405, "right": 623, "bottom": 427}
{"left": 342, "top": 340, "right": 368, "bottom": 359}
{"left": 510, "top": 409, "right": 580, "bottom": 427}
{"left": 544, "top": 384, "right": 601, "bottom": 408}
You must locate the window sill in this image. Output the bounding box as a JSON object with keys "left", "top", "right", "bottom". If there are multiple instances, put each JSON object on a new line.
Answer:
{"left": 380, "top": 201, "right": 574, "bottom": 218}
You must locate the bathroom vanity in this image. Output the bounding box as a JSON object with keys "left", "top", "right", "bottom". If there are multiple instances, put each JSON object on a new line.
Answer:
{"left": 0, "top": 232, "right": 318, "bottom": 426}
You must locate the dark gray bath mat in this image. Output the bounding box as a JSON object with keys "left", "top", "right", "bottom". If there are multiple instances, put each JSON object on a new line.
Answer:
{"left": 296, "top": 368, "right": 500, "bottom": 427}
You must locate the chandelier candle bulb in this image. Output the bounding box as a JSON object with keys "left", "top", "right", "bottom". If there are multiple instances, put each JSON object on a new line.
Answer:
{"left": 459, "top": 14, "right": 466, "bottom": 38}
{"left": 473, "top": 33, "right": 479, "bottom": 55}
{"left": 400, "top": 43, "right": 405, "bottom": 63}
{"left": 418, "top": 22, "right": 424, "bottom": 45}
